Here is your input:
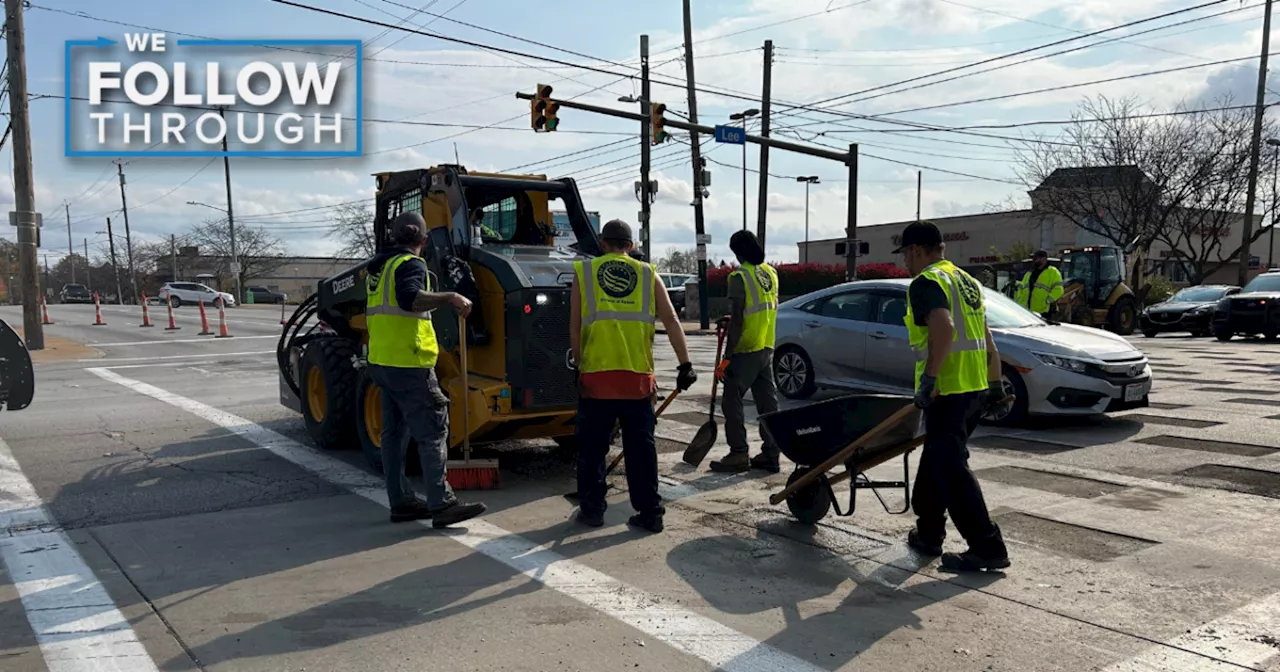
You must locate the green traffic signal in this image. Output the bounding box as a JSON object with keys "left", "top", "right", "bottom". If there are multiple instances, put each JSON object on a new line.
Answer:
{"left": 546, "top": 117, "right": 558, "bottom": 131}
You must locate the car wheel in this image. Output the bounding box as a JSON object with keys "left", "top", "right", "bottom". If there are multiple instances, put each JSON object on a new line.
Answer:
{"left": 1142, "top": 330, "right": 1158, "bottom": 338}
{"left": 1214, "top": 330, "right": 1234, "bottom": 342}
{"left": 168, "top": 295, "right": 181, "bottom": 309}
{"left": 981, "top": 366, "right": 1029, "bottom": 427}
{"left": 774, "top": 346, "right": 816, "bottom": 400}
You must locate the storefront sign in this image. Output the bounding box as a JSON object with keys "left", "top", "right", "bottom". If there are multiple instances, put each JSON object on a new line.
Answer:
{"left": 893, "top": 231, "right": 969, "bottom": 246}
{"left": 967, "top": 255, "right": 1000, "bottom": 264}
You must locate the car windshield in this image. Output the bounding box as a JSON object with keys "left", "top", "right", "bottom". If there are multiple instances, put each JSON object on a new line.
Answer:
{"left": 65, "top": 284, "right": 86, "bottom": 291}
{"left": 982, "top": 287, "right": 1044, "bottom": 328}
{"left": 1170, "top": 287, "right": 1226, "bottom": 302}
{"left": 1242, "top": 274, "right": 1280, "bottom": 293}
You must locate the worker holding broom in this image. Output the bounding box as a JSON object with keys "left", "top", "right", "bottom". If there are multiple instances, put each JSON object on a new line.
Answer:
{"left": 709, "top": 230, "right": 781, "bottom": 474}
{"left": 570, "top": 220, "right": 697, "bottom": 533}
{"left": 896, "top": 220, "right": 1011, "bottom": 572}
{"left": 366, "top": 212, "right": 488, "bottom": 528}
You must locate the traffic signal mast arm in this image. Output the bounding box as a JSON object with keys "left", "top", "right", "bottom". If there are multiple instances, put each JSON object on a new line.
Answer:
{"left": 515, "top": 91, "right": 851, "bottom": 164}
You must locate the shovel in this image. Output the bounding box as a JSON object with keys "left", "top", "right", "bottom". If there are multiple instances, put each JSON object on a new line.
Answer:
{"left": 681, "top": 320, "right": 728, "bottom": 467}
{"left": 564, "top": 389, "right": 682, "bottom": 501}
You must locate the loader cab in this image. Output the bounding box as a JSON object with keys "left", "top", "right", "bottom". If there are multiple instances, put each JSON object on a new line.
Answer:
{"left": 1057, "top": 245, "right": 1140, "bottom": 335}
{"left": 1060, "top": 246, "right": 1123, "bottom": 306}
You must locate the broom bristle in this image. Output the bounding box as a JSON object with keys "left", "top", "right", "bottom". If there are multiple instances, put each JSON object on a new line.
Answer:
{"left": 446, "top": 464, "right": 501, "bottom": 490}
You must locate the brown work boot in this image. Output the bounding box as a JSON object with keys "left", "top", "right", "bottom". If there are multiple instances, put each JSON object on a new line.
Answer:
{"left": 750, "top": 453, "right": 780, "bottom": 474}
{"left": 709, "top": 452, "right": 750, "bottom": 473}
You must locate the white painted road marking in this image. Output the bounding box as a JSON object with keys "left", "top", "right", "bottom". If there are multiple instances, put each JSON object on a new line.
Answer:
{"left": 1098, "top": 591, "right": 1280, "bottom": 671}
{"left": 76, "top": 350, "right": 275, "bottom": 364}
{"left": 0, "top": 437, "right": 161, "bottom": 672}
{"left": 88, "top": 367, "right": 830, "bottom": 672}
{"left": 88, "top": 335, "right": 278, "bottom": 347}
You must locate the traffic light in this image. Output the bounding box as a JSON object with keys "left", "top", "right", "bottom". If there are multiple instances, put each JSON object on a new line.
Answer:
{"left": 532, "top": 83, "right": 556, "bottom": 132}
{"left": 650, "top": 102, "right": 668, "bottom": 145}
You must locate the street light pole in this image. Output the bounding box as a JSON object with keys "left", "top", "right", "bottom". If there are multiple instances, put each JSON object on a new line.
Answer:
{"left": 796, "top": 176, "right": 819, "bottom": 264}
{"left": 1269, "top": 138, "right": 1280, "bottom": 268}
{"left": 730, "top": 109, "right": 759, "bottom": 232}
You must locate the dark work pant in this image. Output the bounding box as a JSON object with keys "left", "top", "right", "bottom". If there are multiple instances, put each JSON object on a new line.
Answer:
{"left": 723, "top": 349, "right": 780, "bottom": 457}
{"left": 575, "top": 397, "right": 661, "bottom": 516}
{"left": 368, "top": 365, "right": 457, "bottom": 511}
{"left": 912, "top": 391, "right": 1004, "bottom": 554}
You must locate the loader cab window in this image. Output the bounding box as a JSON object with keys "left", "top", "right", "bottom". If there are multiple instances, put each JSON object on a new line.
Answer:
{"left": 469, "top": 192, "right": 553, "bottom": 246}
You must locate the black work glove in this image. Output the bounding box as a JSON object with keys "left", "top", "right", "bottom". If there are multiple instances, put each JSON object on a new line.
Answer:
{"left": 984, "top": 382, "right": 1009, "bottom": 413}
{"left": 914, "top": 374, "right": 937, "bottom": 409}
{"left": 676, "top": 362, "right": 697, "bottom": 391}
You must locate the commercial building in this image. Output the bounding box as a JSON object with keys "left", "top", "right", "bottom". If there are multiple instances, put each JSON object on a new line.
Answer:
{"left": 798, "top": 167, "right": 1277, "bottom": 286}
{"left": 156, "top": 252, "right": 365, "bottom": 301}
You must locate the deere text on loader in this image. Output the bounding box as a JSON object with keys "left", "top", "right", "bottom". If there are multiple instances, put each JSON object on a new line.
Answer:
{"left": 277, "top": 165, "right": 604, "bottom": 470}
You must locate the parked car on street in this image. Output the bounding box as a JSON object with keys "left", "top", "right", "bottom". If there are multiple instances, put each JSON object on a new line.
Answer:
{"left": 772, "top": 279, "right": 1152, "bottom": 425}
{"left": 246, "top": 286, "right": 288, "bottom": 304}
{"left": 1212, "top": 270, "right": 1280, "bottom": 341}
{"left": 58, "top": 283, "right": 93, "bottom": 304}
{"left": 660, "top": 273, "right": 696, "bottom": 314}
{"left": 1141, "top": 285, "right": 1240, "bottom": 338}
{"left": 158, "top": 282, "right": 235, "bottom": 308}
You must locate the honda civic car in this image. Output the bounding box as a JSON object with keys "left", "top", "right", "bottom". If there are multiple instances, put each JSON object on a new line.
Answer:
{"left": 1141, "top": 285, "right": 1239, "bottom": 338}
{"left": 772, "top": 279, "right": 1153, "bottom": 425}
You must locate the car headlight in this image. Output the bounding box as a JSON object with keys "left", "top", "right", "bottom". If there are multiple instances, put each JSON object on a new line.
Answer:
{"left": 1031, "top": 351, "right": 1091, "bottom": 373}
{"left": 1189, "top": 305, "right": 1213, "bottom": 315}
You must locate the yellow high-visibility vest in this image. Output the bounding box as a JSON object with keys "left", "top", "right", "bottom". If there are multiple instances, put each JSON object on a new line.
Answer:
{"left": 366, "top": 254, "right": 440, "bottom": 368}
{"left": 1015, "top": 265, "right": 1064, "bottom": 313}
{"left": 904, "top": 260, "right": 988, "bottom": 396}
{"left": 730, "top": 262, "right": 779, "bottom": 354}
{"left": 575, "top": 253, "right": 656, "bottom": 374}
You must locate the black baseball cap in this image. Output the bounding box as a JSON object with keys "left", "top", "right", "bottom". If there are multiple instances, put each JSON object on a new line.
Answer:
{"left": 892, "top": 221, "right": 942, "bottom": 253}
{"left": 1033, "top": 249, "right": 1049, "bottom": 258}
{"left": 600, "top": 219, "right": 633, "bottom": 243}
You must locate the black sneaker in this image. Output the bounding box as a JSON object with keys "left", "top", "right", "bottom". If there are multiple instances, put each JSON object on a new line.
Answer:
{"left": 628, "top": 508, "right": 665, "bottom": 533}
{"left": 940, "top": 550, "right": 1011, "bottom": 572}
{"left": 577, "top": 509, "right": 605, "bottom": 528}
{"left": 429, "top": 501, "right": 487, "bottom": 528}
{"left": 750, "top": 454, "right": 781, "bottom": 474}
{"left": 907, "top": 529, "right": 944, "bottom": 557}
{"left": 389, "top": 499, "right": 432, "bottom": 523}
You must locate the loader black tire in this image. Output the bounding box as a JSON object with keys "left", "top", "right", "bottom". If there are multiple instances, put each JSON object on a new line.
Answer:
{"left": 300, "top": 337, "right": 358, "bottom": 451}
{"left": 1108, "top": 297, "right": 1138, "bottom": 336}
{"left": 356, "top": 368, "right": 384, "bottom": 471}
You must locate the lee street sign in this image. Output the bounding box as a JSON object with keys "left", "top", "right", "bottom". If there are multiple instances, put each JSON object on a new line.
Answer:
{"left": 714, "top": 125, "right": 745, "bottom": 145}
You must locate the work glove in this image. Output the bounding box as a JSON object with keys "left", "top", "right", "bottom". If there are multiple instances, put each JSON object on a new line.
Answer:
{"left": 676, "top": 362, "right": 698, "bottom": 391}
{"left": 983, "top": 382, "right": 1010, "bottom": 414}
{"left": 914, "top": 374, "right": 937, "bottom": 409}
{"left": 715, "top": 359, "right": 730, "bottom": 382}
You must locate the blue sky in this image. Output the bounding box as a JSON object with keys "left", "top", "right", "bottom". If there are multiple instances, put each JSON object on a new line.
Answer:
{"left": 9, "top": 0, "right": 1275, "bottom": 264}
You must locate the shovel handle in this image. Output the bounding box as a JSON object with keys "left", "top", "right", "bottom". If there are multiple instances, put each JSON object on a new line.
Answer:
{"left": 459, "top": 313, "right": 470, "bottom": 464}
{"left": 654, "top": 389, "right": 680, "bottom": 417}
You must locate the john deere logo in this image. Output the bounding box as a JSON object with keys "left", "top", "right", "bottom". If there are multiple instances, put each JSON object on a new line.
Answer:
{"left": 956, "top": 272, "right": 983, "bottom": 310}
{"left": 597, "top": 260, "right": 638, "bottom": 298}
{"left": 755, "top": 266, "right": 774, "bottom": 293}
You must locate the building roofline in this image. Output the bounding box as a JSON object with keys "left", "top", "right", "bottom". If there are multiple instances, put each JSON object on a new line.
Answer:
{"left": 799, "top": 208, "right": 1039, "bottom": 245}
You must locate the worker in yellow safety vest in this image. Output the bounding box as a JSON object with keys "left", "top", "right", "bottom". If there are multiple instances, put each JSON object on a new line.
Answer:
{"left": 570, "top": 220, "right": 697, "bottom": 533}
{"left": 1014, "top": 250, "right": 1063, "bottom": 319}
{"left": 366, "top": 212, "right": 487, "bottom": 528}
{"left": 709, "top": 231, "right": 782, "bottom": 474}
{"left": 896, "top": 221, "right": 1012, "bottom": 572}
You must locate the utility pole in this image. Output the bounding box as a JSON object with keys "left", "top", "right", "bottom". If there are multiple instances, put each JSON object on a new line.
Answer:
{"left": 115, "top": 162, "right": 139, "bottom": 303}
{"left": 219, "top": 107, "right": 242, "bottom": 304}
{"left": 1239, "top": 0, "right": 1273, "bottom": 286}
{"left": 756, "top": 40, "right": 773, "bottom": 249}
{"left": 65, "top": 203, "right": 75, "bottom": 284}
{"left": 845, "top": 144, "right": 860, "bottom": 280}
{"left": 105, "top": 217, "right": 123, "bottom": 304}
{"left": 170, "top": 234, "right": 179, "bottom": 281}
{"left": 83, "top": 238, "right": 92, "bottom": 293}
{"left": 639, "top": 34, "right": 652, "bottom": 263}
{"left": 43, "top": 255, "right": 48, "bottom": 296}
{"left": 916, "top": 171, "right": 922, "bottom": 221}
{"left": 682, "top": 0, "right": 710, "bottom": 330}
{"left": 6, "top": 0, "right": 43, "bottom": 349}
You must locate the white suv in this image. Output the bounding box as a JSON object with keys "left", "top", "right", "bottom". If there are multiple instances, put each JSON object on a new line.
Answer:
{"left": 159, "top": 282, "right": 236, "bottom": 308}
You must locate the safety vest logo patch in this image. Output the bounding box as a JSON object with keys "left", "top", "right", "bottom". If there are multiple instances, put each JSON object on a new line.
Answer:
{"left": 755, "top": 266, "right": 774, "bottom": 293}
{"left": 956, "top": 271, "right": 984, "bottom": 311}
{"left": 597, "top": 260, "right": 639, "bottom": 298}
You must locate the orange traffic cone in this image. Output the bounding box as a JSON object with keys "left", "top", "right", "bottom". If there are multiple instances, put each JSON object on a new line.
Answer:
{"left": 280, "top": 300, "right": 287, "bottom": 326}
{"left": 92, "top": 293, "right": 106, "bottom": 326}
{"left": 139, "top": 295, "right": 154, "bottom": 328}
{"left": 197, "top": 300, "right": 214, "bottom": 335}
{"left": 164, "top": 300, "right": 180, "bottom": 331}
{"left": 215, "top": 301, "right": 232, "bottom": 338}
{"left": 41, "top": 297, "right": 53, "bottom": 325}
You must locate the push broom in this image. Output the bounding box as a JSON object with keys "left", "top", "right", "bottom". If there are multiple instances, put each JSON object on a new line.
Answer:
{"left": 446, "top": 313, "right": 501, "bottom": 490}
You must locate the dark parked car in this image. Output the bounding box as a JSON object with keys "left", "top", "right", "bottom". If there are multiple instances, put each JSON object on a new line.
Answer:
{"left": 1141, "top": 285, "right": 1239, "bottom": 338}
{"left": 59, "top": 283, "right": 92, "bottom": 304}
{"left": 1212, "top": 270, "right": 1280, "bottom": 341}
{"left": 246, "top": 286, "right": 288, "bottom": 304}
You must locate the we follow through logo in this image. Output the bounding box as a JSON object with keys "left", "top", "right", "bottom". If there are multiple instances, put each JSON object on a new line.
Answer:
{"left": 65, "top": 33, "right": 363, "bottom": 158}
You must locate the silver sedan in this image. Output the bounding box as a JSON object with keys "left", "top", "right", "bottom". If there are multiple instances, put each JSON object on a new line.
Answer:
{"left": 772, "top": 279, "right": 1153, "bottom": 425}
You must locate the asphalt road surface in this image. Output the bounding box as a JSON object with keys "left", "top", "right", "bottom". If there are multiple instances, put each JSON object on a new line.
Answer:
{"left": 3, "top": 302, "right": 1279, "bottom": 672}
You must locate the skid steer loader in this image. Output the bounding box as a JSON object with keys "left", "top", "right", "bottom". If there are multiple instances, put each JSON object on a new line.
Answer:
{"left": 277, "top": 165, "right": 604, "bottom": 470}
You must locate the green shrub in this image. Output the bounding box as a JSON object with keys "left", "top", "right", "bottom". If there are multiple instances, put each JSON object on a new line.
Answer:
{"left": 1143, "top": 274, "right": 1174, "bottom": 306}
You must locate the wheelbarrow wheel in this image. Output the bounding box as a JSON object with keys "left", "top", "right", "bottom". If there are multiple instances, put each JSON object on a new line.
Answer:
{"left": 784, "top": 468, "right": 831, "bottom": 525}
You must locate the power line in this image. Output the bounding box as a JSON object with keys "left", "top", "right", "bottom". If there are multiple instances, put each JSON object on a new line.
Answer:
{"left": 819, "top": 103, "right": 1264, "bottom": 133}
{"left": 501, "top": 138, "right": 633, "bottom": 172}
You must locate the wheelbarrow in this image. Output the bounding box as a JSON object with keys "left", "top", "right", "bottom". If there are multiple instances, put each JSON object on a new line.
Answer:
{"left": 761, "top": 394, "right": 925, "bottom": 525}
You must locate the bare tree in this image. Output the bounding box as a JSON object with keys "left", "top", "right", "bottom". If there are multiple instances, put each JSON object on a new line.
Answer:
{"left": 327, "top": 202, "right": 375, "bottom": 258}
{"left": 185, "top": 218, "right": 286, "bottom": 291}
{"left": 656, "top": 246, "right": 699, "bottom": 274}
